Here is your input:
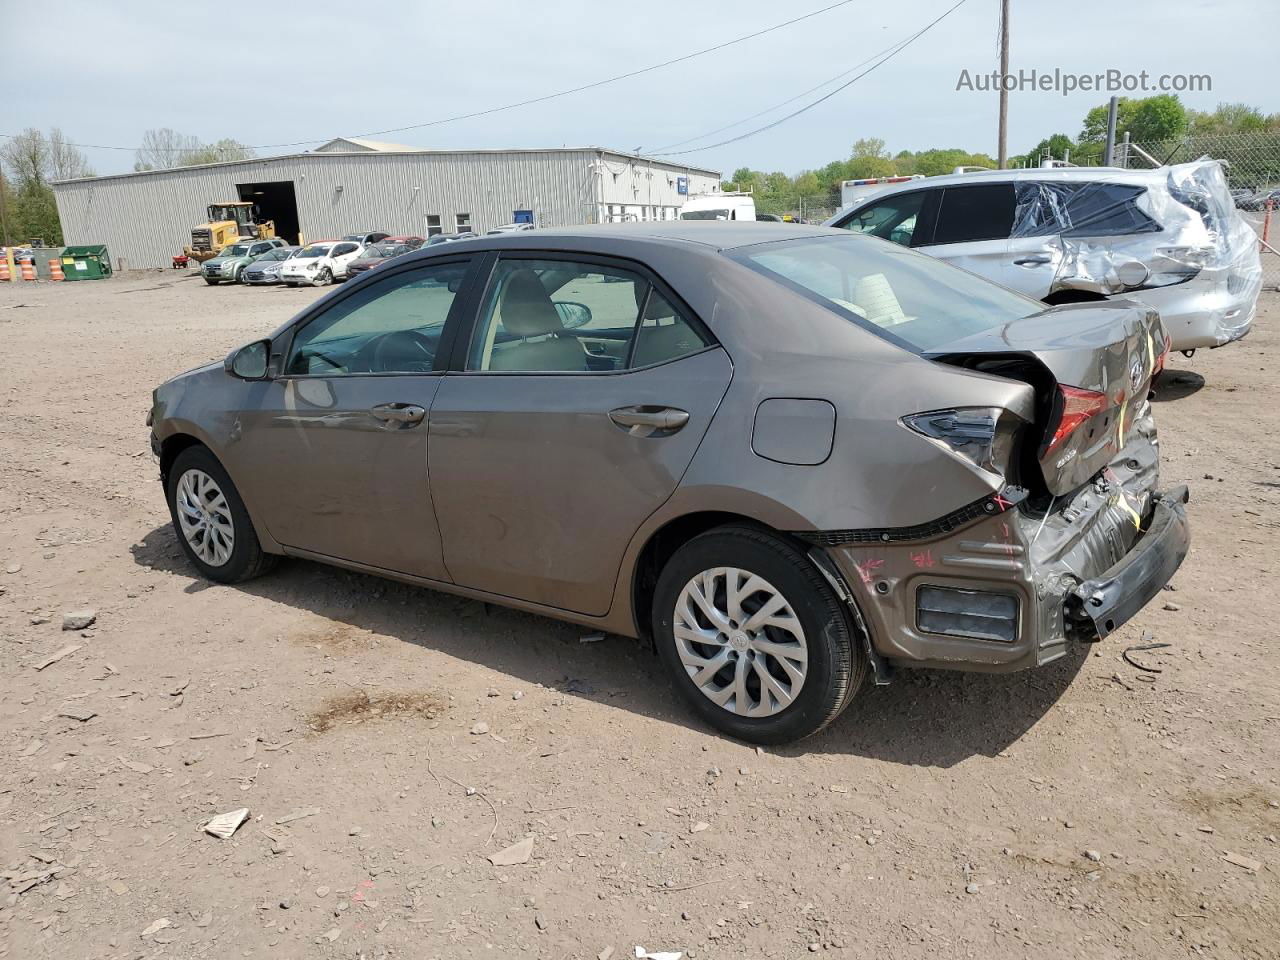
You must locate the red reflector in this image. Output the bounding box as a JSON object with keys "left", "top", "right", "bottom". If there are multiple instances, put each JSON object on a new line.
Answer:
{"left": 1047, "top": 385, "right": 1107, "bottom": 453}
{"left": 1154, "top": 333, "right": 1172, "bottom": 374}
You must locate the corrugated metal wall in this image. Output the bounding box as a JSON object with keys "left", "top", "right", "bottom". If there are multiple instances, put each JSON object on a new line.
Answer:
{"left": 52, "top": 150, "right": 721, "bottom": 268}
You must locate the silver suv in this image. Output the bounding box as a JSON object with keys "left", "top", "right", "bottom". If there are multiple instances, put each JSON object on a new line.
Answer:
{"left": 826, "top": 159, "right": 1262, "bottom": 352}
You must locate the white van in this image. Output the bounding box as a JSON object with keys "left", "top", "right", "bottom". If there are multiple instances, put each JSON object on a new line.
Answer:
{"left": 679, "top": 193, "right": 757, "bottom": 221}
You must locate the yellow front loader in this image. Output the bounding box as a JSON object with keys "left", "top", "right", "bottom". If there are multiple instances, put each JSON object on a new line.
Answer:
{"left": 183, "top": 202, "right": 276, "bottom": 263}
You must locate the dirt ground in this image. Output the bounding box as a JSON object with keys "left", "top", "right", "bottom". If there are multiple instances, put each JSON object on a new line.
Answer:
{"left": 1, "top": 271, "right": 1277, "bottom": 960}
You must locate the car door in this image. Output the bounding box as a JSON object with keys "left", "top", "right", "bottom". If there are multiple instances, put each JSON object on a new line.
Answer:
{"left": 330, "top": 242, "right": 361, "bottom": 278}
{"left": 914, "top": 182, "right": 1035, "bottom": 292}
{"left": 229, "top": 257, "right": 480, "bottom": 580}
{"left": 427, "top": 253, "right": 733, "bottom": 616}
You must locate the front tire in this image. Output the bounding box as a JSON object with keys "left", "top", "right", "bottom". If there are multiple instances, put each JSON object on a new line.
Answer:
{"left": 653, "top": 525, "right": 865, "bottom": 744}
{"left": 166, "top": 446, "right": 275, "bottom": 584}
{"left": 315, "top": 267, "right": 333, "bottom": 286}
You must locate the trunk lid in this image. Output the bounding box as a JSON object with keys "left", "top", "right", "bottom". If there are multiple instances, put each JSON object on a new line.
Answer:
{"left": 929, "top": 301, "right": 1165, "bottom": 496}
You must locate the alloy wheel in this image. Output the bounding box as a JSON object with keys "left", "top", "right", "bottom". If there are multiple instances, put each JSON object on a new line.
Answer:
{"left": 174, "top": 468, "right": 235, "bottom": 566}
{"left": 673, "top": 567, "right": 808, "bottom": 717}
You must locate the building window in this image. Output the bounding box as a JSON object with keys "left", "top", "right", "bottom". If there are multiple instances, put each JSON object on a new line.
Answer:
{"left": 456, "top": 213, "right": 471, "bottom": 234}
{"left": 426, "top": 215, "right": 442, "bottom": 237}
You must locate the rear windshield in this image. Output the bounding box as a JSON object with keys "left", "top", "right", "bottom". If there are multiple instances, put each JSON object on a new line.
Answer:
{"left": 681, "top": 209, "right": 732, "bottom": 221}
{"left": 732, "top": 235, "right": 1041, "bottom": 353}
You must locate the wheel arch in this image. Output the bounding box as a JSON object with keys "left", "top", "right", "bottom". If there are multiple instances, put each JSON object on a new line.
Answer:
{"left": 628, "top": 510, "right": 811, "bottom": 645}
{"left": 157, "top": 430, "right": 283, "bottom": 555}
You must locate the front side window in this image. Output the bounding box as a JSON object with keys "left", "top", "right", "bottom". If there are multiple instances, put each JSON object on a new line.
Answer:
{"left": 468, "top": 258, "right": 709, "bottom": 372}
{"left": 286, "top": 262, "right": 469, "bottom": 376}
{"left": 930, "top": 183, "right": 1016, "bottom": 245}
{"left": 835, "top": 191, "right": 926, "bottom": 247}
{"left": 331, "top": 243, "right": 359, "bottom": 257}
{"left": 734, "top": 235, "right": 1041, "bottom": 353}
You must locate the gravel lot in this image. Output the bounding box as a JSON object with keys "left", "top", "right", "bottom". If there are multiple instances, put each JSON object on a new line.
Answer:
{"left": 1, "top": 272, "right": 1277, "bottom": 959}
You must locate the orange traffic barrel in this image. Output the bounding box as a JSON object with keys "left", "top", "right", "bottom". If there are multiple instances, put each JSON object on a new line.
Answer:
{"left": 19, "top": 260, "right": 35, "bottom": 281}
{"left": 0, "top": 258, "right": 9, "bottom": 282}
{"left": 48, "top": 258, "right": 64, "bottom": 281}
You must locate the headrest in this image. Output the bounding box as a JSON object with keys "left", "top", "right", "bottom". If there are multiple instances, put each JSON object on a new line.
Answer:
{"left": 500, "top": 269, "right": 564, "bottom": 337}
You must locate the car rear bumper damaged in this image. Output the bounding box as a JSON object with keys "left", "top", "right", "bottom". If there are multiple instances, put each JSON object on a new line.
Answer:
{"left": 805, "top": 436, "right": 1188, "bottom": 673}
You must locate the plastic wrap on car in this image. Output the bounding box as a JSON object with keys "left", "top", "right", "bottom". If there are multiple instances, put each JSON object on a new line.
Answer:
{"left": 1009, "top": 160, "right": 1262, "bottom": 345}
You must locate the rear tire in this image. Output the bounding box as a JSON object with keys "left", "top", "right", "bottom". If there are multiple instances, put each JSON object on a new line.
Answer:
{"left": 652, "top": 525, "right": 865, "bottom": 744}
{"left": 166, "top": 446, "right": 276, "bottom": 584}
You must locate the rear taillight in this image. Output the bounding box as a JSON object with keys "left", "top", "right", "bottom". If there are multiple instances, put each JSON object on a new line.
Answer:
{"left": 1047, "top": 385, "right": 1107, "bottom": 453}
{"left": 902, "top": 407, "right": 1021, "bottom": 479}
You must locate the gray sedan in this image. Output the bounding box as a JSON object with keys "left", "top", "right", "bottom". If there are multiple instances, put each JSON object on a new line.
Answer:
{"left": 149, "top": 223, "right": 1188, "bottom": 743}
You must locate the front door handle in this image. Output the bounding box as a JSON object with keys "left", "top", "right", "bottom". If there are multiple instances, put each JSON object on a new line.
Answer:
{"left": 1013, "top": 256, "right": 1052, "bottom": 266}
{"left": 609, "top": 405, "right": 690, "bottom": 437}
{"left": 370, "top": 402, "right": 426, "bottom": 425}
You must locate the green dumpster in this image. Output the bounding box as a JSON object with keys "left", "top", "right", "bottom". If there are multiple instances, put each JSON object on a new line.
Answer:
{"left": 60, "top": 244, "right": 113, "bottom": 281}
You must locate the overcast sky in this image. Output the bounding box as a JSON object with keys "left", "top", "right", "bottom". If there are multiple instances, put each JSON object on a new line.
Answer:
{"left": 4, "top": 0, "right": 1273, "bottom": 177}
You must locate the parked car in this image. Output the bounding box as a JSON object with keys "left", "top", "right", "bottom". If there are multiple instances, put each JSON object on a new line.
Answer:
{"left": 342, "top": 232, "right": 391, "bottom": 245}
{"left": 826, "top": 159, "right": 1263, "bottom": 352}
{"left": 383, "top": 235, "right": 425, "bottom": 249}
{"left": 241, "top": 245, "right": 300, "bottom": 285}
{"left": 1238, "top": 188, "right": 1280, "bottom": 211}
{"left": 150, "top": 223, "right": 1187, "bottom": 743}
{"left": 279, "top": 241, "right": 365, "bottom": 286}
{"left": 346, "top": 242, "right": 413, "bottom": 277}
{"left": 423, "top": 232, "right": 478, "bottom": 246}
{"left": 486, "top": 223, "right": 536, "bottom": 235}
{"left": 200, "top": 238, "right": 289, "bottom": 285}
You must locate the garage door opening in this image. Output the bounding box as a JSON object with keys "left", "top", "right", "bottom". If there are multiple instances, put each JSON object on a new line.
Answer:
{"left": 237, "top": 181, "right": 300, "bottom": 245}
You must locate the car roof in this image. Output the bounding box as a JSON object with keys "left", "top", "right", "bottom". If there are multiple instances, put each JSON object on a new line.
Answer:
{"left": 834, "top": 164, "right": 1174, "bottom": 213}
{"left": 413, "top": 221, "right": 834, "bottom": 252}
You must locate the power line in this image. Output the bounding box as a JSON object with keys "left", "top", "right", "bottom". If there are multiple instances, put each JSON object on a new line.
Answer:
{"left": 648, "top": 28, "right": 926, "bottom": 153}
{"left": 0, "top": 0, "right": 861, "bottom": 155}
{"left": 652, "top": 0, "right": 973, "bottom": 157}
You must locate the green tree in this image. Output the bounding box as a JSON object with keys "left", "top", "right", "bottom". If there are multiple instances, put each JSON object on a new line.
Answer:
{"left": 1020, "top": 133, "right": 1076, "bottom": 167}
{"left": 1188, "top": 102, "right": 1268, "bottom": 136}
{"left": 847, "top": 140, "right": 895, "bottom": 179}
{"left": 1, "top": 127, "right": 94, "bottom": 245}
{"left": 1081, "top": 94, "right": 1187, "bottom": 145}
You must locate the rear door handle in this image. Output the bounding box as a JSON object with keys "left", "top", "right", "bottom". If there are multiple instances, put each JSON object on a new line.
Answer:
{"left": 1013, "top": 256, "right": 1052, "bottom": 266}
{"left": 370, "top": 402, "right": 426, "bottom": 425}
{"left": 609, "top": 405, "right": 690, "bottom": 437}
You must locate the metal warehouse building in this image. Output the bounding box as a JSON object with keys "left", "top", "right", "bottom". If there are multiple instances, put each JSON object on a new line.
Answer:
{"left": 51, "top": 139, "right": 722, "bottom": 268}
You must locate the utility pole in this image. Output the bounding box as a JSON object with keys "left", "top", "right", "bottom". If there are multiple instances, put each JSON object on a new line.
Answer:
{"left": 997, "top": 0, "right": 1010, "bottom": 168}
{"left": 1103, "top": 95, "right": 1119, "bottom": 166}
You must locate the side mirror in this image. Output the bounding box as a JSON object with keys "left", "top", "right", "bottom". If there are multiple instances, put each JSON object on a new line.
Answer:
{"left": 225, "top": 339, "right": 272, "bottom": 380}
{"left": 553, "top": 301, "right": 593, "bottom": 329}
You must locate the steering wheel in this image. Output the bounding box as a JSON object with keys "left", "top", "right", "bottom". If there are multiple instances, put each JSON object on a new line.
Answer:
{"left": 366, "top": 329, "right": 436, "bottom": 373}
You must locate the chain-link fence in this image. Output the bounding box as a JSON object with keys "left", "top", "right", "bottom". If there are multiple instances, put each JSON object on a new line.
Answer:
{"left": 1119, "top": 132, "right": 1280, "bottom": 290}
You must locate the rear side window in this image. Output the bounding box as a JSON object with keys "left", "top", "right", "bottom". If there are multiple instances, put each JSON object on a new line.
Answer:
{"left": 468, "top": 259, "right": 710, "bottom": 373}
{"left": 930, "top": 184, "right": 1016, "bottom": 245}
{"left": 733, "top": 235, "right": 1040, "bottom": 354}
{"left": 1013, "top": 181, "right": 1160, "bottom": 237}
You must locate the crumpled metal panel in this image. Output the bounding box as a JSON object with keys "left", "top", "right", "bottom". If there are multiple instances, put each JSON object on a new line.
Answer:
{"left": 1009, "top": 160, "right": 1263, "bottom": 345}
